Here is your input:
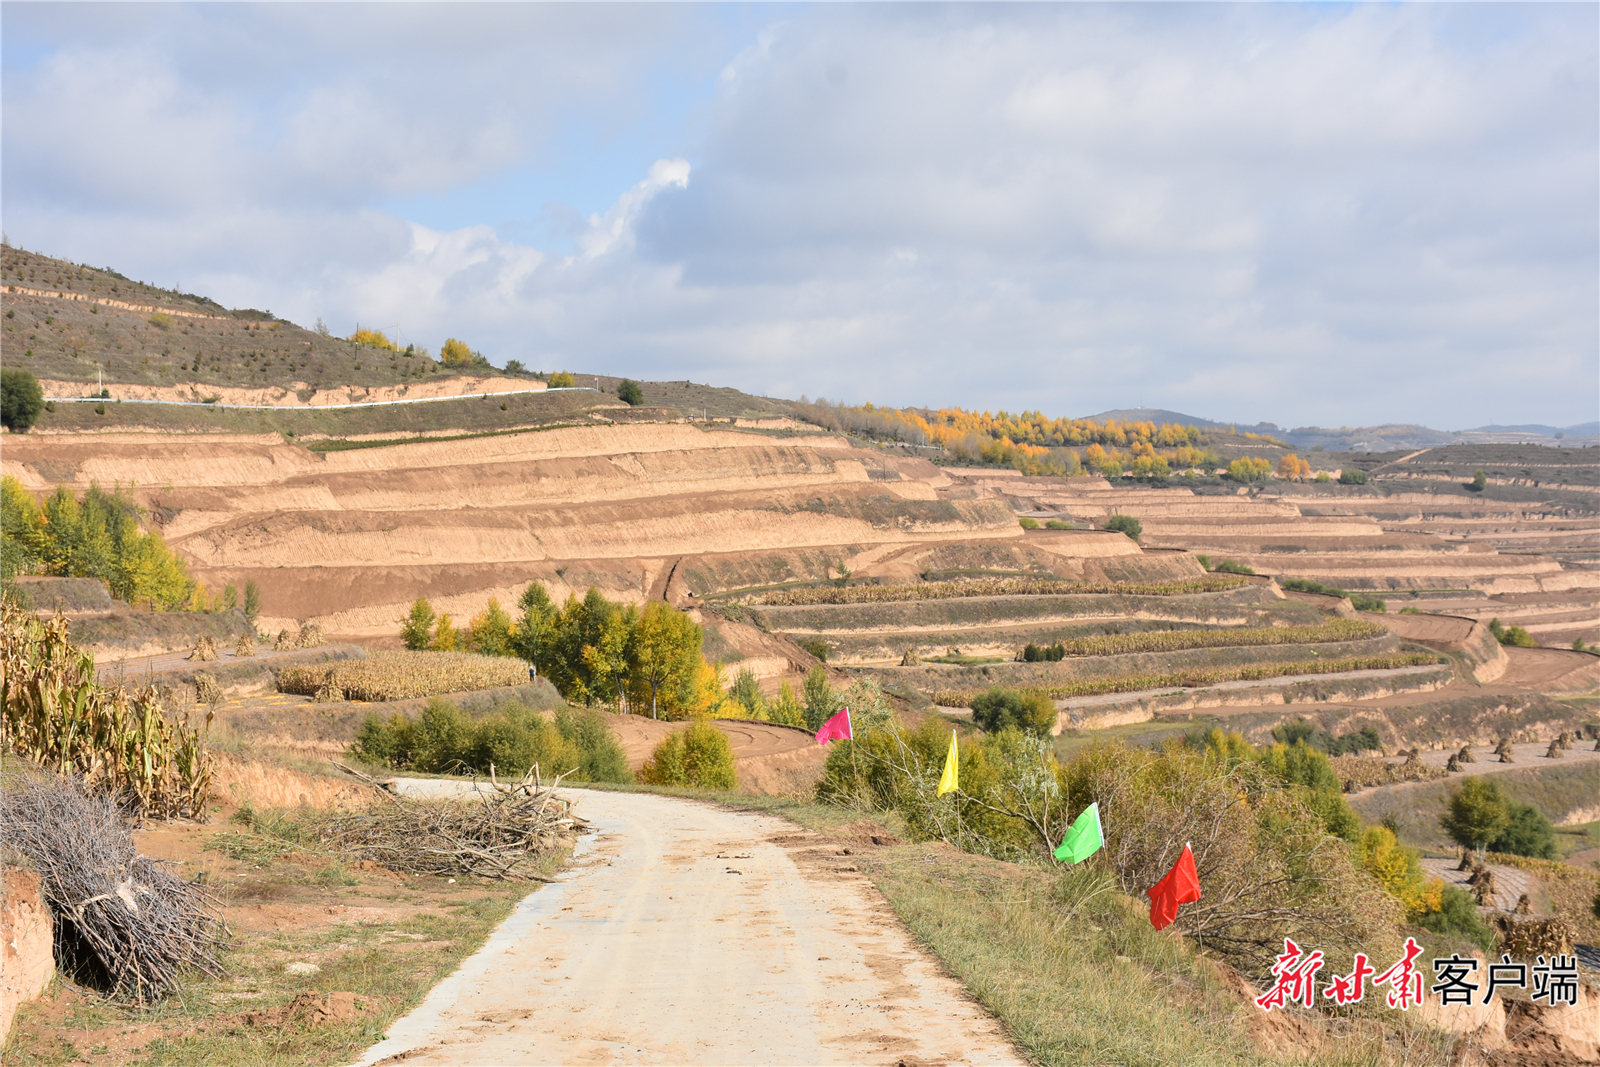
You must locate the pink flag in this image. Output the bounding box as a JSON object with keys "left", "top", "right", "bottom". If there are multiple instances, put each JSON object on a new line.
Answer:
{"left": 815, "top": 707, "right": 852, "bottom": 745}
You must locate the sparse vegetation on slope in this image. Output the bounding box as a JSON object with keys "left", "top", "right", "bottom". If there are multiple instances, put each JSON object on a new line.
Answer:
{"left": 753, "top": 574, "right": 1248, "bottom": 606}
{"left": 1029, "top": 619, "right": 1385, "bottom": 659}
{"left": 931, "top": 652, "right": 1442, "bottom": 706}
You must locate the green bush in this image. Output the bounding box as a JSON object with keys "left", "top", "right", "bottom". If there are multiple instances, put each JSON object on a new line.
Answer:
{"left": 1338, "top": 469, "right": 1369, "bottom": 485}
{"left": 1490, "top": 801, "right": 1557, "bottom": 859}
{"left": 1415, "top": 885, "right": 1497, "bottom": 953}
{"left": 350, "top": 698, "right": 630, "bottom": 783}
{"left": 1211, "top": 559, "right": 1255, "bottom": 575}
{"left": 799, "top": 638, "right": 830, "bottom": 663}
{"left": 1044, "top": 519, "right": 1072, "bottom": 530}
{"left": 969, "top": 687, "right": 1056, "bottom": 735}
{"left": 1018, "top": 516, "right": 1040, "bottom": 530}
{"left": 638, "top": 720, "right": 736, "bottom": 789}
{"left": 1104, "top": 514, "right": 1141, "bottom": 541}
{"left": 801, "top": 664, "right": 837, "bottom": 730}
{"left": 1, "top": 368, "right": 44, "bottom": 432}
{"left": 1271, "top": 719, "right": 1382, "bottom": 756}
{"left": 1502, "top": 626, "right": 1536, "bottom": 648}
{"left": 1019, "top": 642, "right": 1065, "bottom": 662}
{"left": 617, "top": 379, "right": 644, "bottom": 405}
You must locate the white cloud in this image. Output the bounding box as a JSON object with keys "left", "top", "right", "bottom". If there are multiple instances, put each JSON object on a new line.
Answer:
{"left": 2, "top": 4, "right": 1594, "bottom": 427}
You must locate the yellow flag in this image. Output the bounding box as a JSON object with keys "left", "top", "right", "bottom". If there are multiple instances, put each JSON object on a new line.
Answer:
{"left": 936, "top": 729, "right": 959, "bottom": 796}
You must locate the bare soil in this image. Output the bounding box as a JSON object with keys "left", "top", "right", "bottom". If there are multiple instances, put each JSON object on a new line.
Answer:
{"left": 355, "top": 785, "right": 1021, "bottom": 1066}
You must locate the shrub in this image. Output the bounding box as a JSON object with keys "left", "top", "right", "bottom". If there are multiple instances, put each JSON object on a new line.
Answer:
{"left": 1018, "top": 516, "right": 1040, "bottom": 530}
{"left": 1348, "top": 594, "right": 1387, "bottom": 613}
{"left": 1211, "top": 559, "right": 1255, "bottom": 575}
{"left": 799, "top": 637, "right": 830, "bottom": 662}
{"left": 1470, "top": 470, "right": 1487, "bottom": 491}
{"left": 504, "top": 359, "right": 526, "bottom": 375}
{"left": 548, "top": 370, "right": 576, "bottom": 388}
{"left": 767, "top": 679, "right": 806, "bottom": 727}
{"left": 970, "top": 688, "right": 1056, "bottom": 735}
{"left": 801, "top": 665, "right": 837, "bottom": 730}
{"left": 1044, "top": 519, "right": 1072, "bottom": 530}
{"left": 729, "top": 666, "right": 767, "bottom": 719}
{"left": 1019, "top": 642, "right": 1065, "bottom": 662}
{"left": 1415, "top": 885, "right": 1497, "bottom": 953}
{"left": 1, "top": 367, "right": 45, "bottom": 431}
{"left": 1339, "top": 468, "right": 1369, "bottom": 485}
{"left": 1500, "top": 625, "right": 1536, "bottom": 648}
{"left": 1357, "top": 826, "right": 1442, "bottom": 918}
{"left": 638, "top": 721, "right": 736, "bottom": 790}
{"left": 1062, "top": 740, "right": 1399, "bottom": 971}
{"left": 1104, "top": 514, "right": 1141, "bottom": 541}
{"left": 1491, "top": 801, "right": 1557, "bottom": 859}
{"left": 350, "top": 698, "right": 629, "bottom": 783}
{"left": 617, "top": 379, "right": 644, "bottom": 405}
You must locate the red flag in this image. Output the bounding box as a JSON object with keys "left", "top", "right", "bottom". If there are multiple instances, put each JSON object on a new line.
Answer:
{"left": 815, "top": 707, "right": 852, "bottom": 745}
{"left": 1146, "top": 843, "right": 1201, "bottom": 931}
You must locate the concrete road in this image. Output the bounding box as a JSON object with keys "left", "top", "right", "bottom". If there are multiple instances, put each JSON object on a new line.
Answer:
{"left": 353, "top": 787, "right": 1020, "bottom": 1066}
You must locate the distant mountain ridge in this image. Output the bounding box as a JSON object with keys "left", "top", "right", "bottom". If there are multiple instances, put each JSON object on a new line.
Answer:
{"left": 1083, "top": 409, "right": 1597, "bottom": 452}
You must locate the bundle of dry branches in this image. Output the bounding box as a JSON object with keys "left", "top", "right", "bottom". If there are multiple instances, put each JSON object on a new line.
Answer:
{"left": 313, "top": 764, "right": 588, "bottom": 880}
{"left": 0, "top": 772, "right": 226, "bottom": 1003}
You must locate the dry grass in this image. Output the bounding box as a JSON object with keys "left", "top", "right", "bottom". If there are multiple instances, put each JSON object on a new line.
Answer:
{"left": 1328, "top": 755, "right": 1447, "bottom": 789}
{"left": 931, "top": 653, "right": 1443, "bottom": 706}
{"left": 754, "top": 574, "right": 1249, "bottom": 606}
{"left": 277, "top": 650, "right": 526, "bottom": 702}
{"left": 1048, "top": 619, "right": 1384, "bottom": 658}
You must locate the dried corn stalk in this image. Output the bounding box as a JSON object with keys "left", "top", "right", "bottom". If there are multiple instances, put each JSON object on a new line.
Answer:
{"left": 1, "top": 605, "right": 213, "bottom": 819}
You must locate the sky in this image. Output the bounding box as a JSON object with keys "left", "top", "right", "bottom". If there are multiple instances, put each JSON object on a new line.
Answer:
{"left": 2, "top": 3, "right": 1596, "bottom": 430}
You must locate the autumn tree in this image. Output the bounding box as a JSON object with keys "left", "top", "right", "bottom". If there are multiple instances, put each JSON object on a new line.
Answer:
{"left": 430, "top": 612, "right": 459, "bottom": 651}
{"left": 401, "top": 597, "right": 436, "bottom": 651}
{"left": 468, "top": 598, "right": 516, "bottom": 657}
{"left": 440, "top": 338, "right": 474, "bottom": 366}
{"left": 1228, "top": 457, "right": 1272, "bottom": 483}
{"left": 627, "top": 600, "right": 703, "bottom": 719}
{"left": 1276, "top": 454, "right": 1311, "bottom": 481}
{"left": 548, "top": 370, "right": 576, "bottom": 388}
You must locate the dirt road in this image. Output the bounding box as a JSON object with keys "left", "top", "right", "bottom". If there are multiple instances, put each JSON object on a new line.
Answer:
{"left": 353, "top": 787, "right": 1019, "bottom": 1066}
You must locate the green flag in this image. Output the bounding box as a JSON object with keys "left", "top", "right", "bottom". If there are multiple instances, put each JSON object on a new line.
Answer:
{"left": 1054, "top": 802, "right": 1103, "bottom": 863}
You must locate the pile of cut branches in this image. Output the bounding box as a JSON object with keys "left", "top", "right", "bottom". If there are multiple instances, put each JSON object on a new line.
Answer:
{"left": 0, "top": 772, "right": 226, "bottom": 1003}
{"left": 311, "top": 765, "right": 587, "bottom": 880}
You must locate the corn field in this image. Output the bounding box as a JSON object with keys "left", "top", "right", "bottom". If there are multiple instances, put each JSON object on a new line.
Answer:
{"left": 1038, "top": 619, "right": 1385, "bottom": 658}
{"left": 755, "top": 574, "right": 1248, "bottom": 607}
{"left": 278, "top": 649, "right": 527, "bottom": 702}
{"left": 0, "top": 603, "right": 213, "bottom": 819}
{"left": 931, "top": 652, "right": 1442, "bottom": 707}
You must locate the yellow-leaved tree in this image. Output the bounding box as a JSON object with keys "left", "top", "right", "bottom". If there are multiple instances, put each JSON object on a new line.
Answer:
{"left": 1276, "top": 454, "right": 1311, "bottom": 481}
{"left": 350, "top": 328, "right": 396, "bottom": 350}
{"left": 1358, "top": 826, "right": 1444, "bottom": 919}
{"left": 440, "top": 338, "right": 474, "bottom": 366}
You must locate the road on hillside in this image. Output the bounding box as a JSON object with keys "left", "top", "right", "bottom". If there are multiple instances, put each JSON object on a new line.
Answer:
{"left": 352, "top": 788, "right": 1020, "bottom": 1067}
